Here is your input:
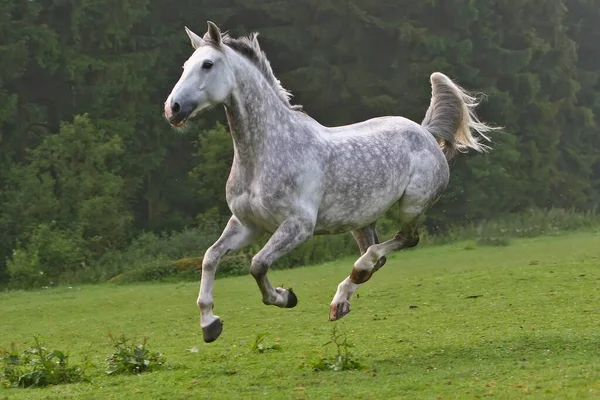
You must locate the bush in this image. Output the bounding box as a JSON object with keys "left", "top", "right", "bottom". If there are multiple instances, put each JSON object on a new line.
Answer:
{"left": 7, "top": 223, "right": 89, "bottom": 289}
{"left": 5, "top": 207, "right": 599, "bottom": 288}
{"left": 102, "top": 227, "right": 356, "bottom": 284}
{"left": 105, "top": 334, "right": 166, "bottom": 375}
{"left": 0, "top": 335, "right": 87, "bottom": 388}
{"left": 430, "top": 208, "right": 600, "bottom": 245}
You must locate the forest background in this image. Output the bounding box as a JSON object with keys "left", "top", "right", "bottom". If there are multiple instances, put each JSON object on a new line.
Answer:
{"left": 1, "top": 0, "right": 599, "bottom": 288}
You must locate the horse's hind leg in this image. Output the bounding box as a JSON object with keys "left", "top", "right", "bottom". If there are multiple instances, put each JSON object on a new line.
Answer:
{"left": 351, "top": 222, "right": 420, "bottom": 285}
{"left": 329, "top": 222, "right": 419, "bottom": 321}
{"left": 353, "top": 223, "right": 388, "bottom": 274}
{"left": 350, "top": 181, "right": 442, "bottom": 286}
{"left": 329, "top": 223, "right": 385, "bottom": 320}
{"left": 329, "top": 190, "right": 433, "bottom": 321}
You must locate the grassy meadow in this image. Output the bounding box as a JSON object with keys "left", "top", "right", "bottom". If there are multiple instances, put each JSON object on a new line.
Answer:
{"left": 1, "top": 232, "right": 599, "bottom": 399}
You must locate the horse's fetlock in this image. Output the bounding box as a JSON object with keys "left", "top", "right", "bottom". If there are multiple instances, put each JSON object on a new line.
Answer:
{"left": 197, "top": 300, "right": 213, "bottom": 310}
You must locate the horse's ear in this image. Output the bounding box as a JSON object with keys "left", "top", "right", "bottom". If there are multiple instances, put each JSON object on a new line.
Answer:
{"left": 185, "top": 26, "right": 203, "bottom": 49}
{"left": 204, "top": 21, "right": 222, "bottom": 46}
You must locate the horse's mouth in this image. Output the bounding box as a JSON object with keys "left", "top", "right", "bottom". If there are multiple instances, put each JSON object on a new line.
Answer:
{"left": 168, "top": 112, "right": 192, "bottom": 127}
{"left": 166, "top": 103, "right": 214, "bottom": 128}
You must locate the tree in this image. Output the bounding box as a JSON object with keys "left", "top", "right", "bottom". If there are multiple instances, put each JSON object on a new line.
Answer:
{"left": 0, "top": 114, "right": 131, "bottom": 284}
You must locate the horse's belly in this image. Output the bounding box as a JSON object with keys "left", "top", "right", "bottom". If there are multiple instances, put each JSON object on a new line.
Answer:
{"left": 314, "top": 190, "right": 400, "bottom": 234}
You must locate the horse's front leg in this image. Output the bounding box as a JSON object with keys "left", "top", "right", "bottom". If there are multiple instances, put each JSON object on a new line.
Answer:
{"left": 251, "top": 217, "right": 314, "bottom": 308}
{"left": 198, "top": 216, "right": 262, "bottom": 343}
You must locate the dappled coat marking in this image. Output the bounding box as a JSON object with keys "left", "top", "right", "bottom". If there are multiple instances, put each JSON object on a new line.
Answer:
{"left": 164, "top": 22, "right": 497, "bottom": 343}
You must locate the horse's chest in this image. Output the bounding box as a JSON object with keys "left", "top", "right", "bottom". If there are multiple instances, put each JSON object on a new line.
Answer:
{"left": 226, "top": 189, "right": 280, "bottom": 232}
{"left": 224, "top": 161, "right": 321, "bottom": 232}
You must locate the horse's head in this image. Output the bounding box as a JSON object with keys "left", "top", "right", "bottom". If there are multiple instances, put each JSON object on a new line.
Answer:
{"left": 164, "top": 22, "right": 235, "bottom": 127}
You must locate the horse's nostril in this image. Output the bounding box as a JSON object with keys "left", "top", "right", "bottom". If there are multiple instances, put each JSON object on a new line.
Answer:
{"left": 172, "top": 102, "right": 181, "bottom": 114}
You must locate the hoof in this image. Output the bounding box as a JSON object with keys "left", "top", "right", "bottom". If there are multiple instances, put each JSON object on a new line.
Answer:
{"left": 202, "top": 318, "right": 223, "bottom": 343}
{"left": 274, "top": 287, "right": 298, "bottom": 308}
{"left": 329, "top": 301, "right": 351, "bottom": 321}
{"left": 285, "top": 289, "right": 298, "bottom": 308}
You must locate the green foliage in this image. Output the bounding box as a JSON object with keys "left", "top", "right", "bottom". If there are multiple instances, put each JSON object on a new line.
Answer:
{"left": 0, "top": 114, "right": 131, "bottom": 287}
{"left": 309, "top": 326, "right": 364, "bottom": 372}
{"left": 0, "top": 336, "right": 87, "bottom": 388}
{"left": 105, "top": 333, "right": 166, "bottom": 375}
{"left": 1, "top": 0, "right": 600, "bottom": 288}
{"left": 7, "top": 223, "right": 88, "bottom": 289}
{"left": 249, "top": 333, "right": 282, "bottom": 354}
{"left": 2, "top": 115, "right": 130, "bottom": 243}
{"left": 5, "top": 208, "right": 596, "bottom": 287}
{"left": 189, "top": 122, "right": 234, "bottom": 219}
{"left": 434, "top": 208, "right": 600, "bottom": 246}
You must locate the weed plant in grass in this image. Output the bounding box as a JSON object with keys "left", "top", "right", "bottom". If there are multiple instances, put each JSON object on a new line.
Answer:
{"left": 0, "top": 335, "right": 88, "bottom": 388}
{"left": 105, "top": 333, "right": 166, "bottom": 376}
{"left": 248, "top": 333, "right": 283, "bottom": 354}
{"left": 0, "top": 232, "right": 599, "bottom": 398}
{"left": 309, "top": 325, "right": 364, "bottom": 372}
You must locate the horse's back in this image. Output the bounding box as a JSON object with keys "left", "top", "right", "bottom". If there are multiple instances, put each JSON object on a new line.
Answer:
{"left": 325, "top": 116, "right": 421, "bottom": 136}
{"left": 322, "top": 115, "right": 447, "bottom": 172}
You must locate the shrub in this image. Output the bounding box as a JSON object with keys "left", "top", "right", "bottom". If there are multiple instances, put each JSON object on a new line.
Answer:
{"left": 105, "top": 333, "right": 166, "bottom": 375}
{"left": 5, "top": 207, "right": 599, "bottom": 288}
{"left": 7, "top": 223, "right": 88, "bottom": 289}
{"left": 0, "top": 335, "right": 87, "bottom": 388}
{"left": 428, "top": 208, "right": 600, "bottom": 246}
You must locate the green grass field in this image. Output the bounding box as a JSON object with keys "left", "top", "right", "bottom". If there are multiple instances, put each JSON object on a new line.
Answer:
{"left": 1, "top": 233, "right": 599, "bottom": 399}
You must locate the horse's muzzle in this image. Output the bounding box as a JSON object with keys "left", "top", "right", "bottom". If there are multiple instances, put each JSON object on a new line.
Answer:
{"left": 165, "top": 99, "right": 197, "bottom": 127}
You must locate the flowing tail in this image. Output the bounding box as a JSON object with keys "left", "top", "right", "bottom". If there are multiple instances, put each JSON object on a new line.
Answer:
{"left": 422, "top": 72, "right": 498, "bottom": 161}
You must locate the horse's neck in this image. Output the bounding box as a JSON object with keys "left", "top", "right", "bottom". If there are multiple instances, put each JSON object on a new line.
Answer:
{"left": 225, "top": 66, "right": 296, "bottom": 166}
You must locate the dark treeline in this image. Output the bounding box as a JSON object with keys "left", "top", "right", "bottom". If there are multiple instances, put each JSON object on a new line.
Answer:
{"left": 1, "top": 0, "right": 599, "bottom": 286}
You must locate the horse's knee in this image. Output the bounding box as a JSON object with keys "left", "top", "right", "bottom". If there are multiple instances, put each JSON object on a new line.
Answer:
{"left": 202, "top": 248, "right": 220, "bottom": 272}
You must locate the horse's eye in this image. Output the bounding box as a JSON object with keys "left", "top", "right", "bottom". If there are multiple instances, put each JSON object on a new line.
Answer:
{"left": 202, "top": 60, "right": 214, "bottom": 70}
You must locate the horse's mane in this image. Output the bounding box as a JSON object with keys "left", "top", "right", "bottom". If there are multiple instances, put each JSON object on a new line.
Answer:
{"left": 214, "top": 32, "right": 303, "bottom": 111}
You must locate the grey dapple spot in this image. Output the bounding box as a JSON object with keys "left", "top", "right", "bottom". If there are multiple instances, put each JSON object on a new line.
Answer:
{"left": 164, "top": 21, "right": 499, "bottom": 343}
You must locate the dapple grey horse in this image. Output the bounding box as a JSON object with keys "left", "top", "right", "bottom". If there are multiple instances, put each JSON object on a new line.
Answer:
{"left": 164, "top": 22, "right": 497, "bottom": 343}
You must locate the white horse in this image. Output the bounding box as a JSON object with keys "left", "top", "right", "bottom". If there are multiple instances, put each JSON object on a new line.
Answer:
{"left": 164, "top": 22, "right": 497, "bottom": 343}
